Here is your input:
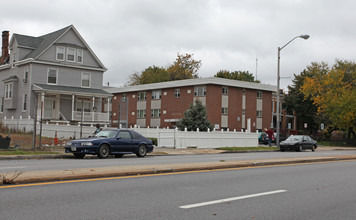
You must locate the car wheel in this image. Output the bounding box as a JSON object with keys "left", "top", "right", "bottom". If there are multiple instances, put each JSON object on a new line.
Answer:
{"left": 136, "top": 144, "right": 147, "bottom": 158}
{"left": 114, "top": 154, "right": 124, "bottom": 158}
{"left": 312, "top": 145, "right": 316, "bottom": 152}
{"left": 98, "top": 144, "right": 110, "bottom": 158}
{"left": 73, "top": 153, "right": 85, "bottom": 159}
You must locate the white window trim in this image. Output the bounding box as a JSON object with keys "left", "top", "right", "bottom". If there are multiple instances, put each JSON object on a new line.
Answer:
{"left": 56, "top": 46, "right": 65, "bottom": 61}
{"left": 174, "top": 89, "right": 180, "bottom": 98}
{"left": 0, "top": 97, "right": 4, "bottom": 113}
{"left": 5, "top": 82, "right": 13, "bottom": 99}
{"left": 47, "top": 68, "right": 58, "bottom": 85}
{"left": 22, "top": 94, "right": 27, "bottom": 112}
{"left": 222, "top": 107, "right": 228, "bottom": 114}
{"left": 257, "top": 91, "right": 263, "bottom": 98}
{"left": 24, "top": 68, "right": 29, "bottom": 83}
{"left": 152, "top": 90, "right": 161, "bottom": 100}
{"left": 257, "top": 110, "right": 262, "bottom": 117}
{"left": 77, "top": 49, "right": 83, "bottom": 64}
{"left": 194, "top": 86, "right": 206, "bottom": 96}
{"left": 81, "top": 72, "right": 91, "bottom": 88}
{"left": 137, "top": 110, "right": 146, "bottom": 118}
{"left": 151, "top": 109, "right": 161, "bottom": 118}
{"left": 138, "top": 92, "right": 147, "bottom": 101}
{"left": 222, "top": 87, "right": 228, "bottom": 95}
{"left": 66, "top": 47, "right": 76, "bottom": 62}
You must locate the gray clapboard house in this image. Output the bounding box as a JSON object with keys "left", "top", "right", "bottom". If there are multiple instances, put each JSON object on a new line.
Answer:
{"left": 0, "top": 25, "right": 112, "bottom": 125}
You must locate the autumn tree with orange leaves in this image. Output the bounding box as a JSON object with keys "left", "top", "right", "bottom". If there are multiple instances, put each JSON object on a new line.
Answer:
{"left": 300, "top": 60, "right": 356, "bottom": 136}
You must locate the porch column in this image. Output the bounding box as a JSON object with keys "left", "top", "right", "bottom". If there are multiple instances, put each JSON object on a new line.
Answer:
{"left": 107, "top": 97, "right": 110, "bottom": 123}
{"left": 92, "top": 96, "right": 95, "bottom": 122}
{"left": 41, "top": 92, "right": 45, "bottom": 118}
{"left": 71, "top": 94, "right": 75, "bottom": 121}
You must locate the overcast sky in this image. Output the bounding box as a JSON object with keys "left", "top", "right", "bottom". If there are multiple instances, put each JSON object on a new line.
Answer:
{"left": 2, "top": 0, "right": 355, "bottom": 90}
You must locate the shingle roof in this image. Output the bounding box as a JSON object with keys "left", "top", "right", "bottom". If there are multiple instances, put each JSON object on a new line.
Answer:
{"left": 13, "top": 25, "right": 71, "bottom": 59}
{"left": 33, "top": 83, "right": 112, "bottom": 97}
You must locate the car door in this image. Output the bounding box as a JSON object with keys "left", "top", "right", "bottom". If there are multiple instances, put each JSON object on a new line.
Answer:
{"left": 112, "top": 130, "right": 132, "bottom": 152}
{"left": 303, "top": 136, "right": 312, "bottom": 149}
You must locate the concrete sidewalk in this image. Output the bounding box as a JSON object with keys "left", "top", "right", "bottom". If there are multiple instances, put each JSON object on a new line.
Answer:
{"left": 1, "top": 146, "right": 356, "bottom": 186}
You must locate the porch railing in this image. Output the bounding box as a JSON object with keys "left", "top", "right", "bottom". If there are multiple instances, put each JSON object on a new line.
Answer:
{"left": 72, "top": 111, "right": 109, "bottom": 122}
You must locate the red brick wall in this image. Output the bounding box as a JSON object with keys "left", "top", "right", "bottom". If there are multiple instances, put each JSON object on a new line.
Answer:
{"left": 262, "top": 91, "right": 272, "bottom": 130}
{"left": 161, "top": 86, "right": 194, "bottom": 128}
{"left": 110, "top": 84, "right": 273, "bottom": 131}
{"left": 206, "top": 85, "right": 222, "bottom": 127}
{"left": 245, "top": 89, "right": 257, "bottom": 132}
{"left": 228, "top": 87, "right": 243, "bottom": 131}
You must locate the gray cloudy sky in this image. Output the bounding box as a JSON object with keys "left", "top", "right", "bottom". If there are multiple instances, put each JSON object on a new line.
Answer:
{"left": 2, "top": 0, "right": 355, "bottom": 90}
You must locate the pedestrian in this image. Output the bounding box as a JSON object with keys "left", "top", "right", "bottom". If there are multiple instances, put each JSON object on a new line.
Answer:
{"left": 266, "top": 128, "right": 274, "bottom": 147}
{"left": 93, "top": 123, "right": 102, "bottom": 135}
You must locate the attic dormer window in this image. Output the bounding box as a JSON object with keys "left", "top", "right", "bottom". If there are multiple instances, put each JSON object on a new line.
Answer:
{"left": 56, "top": 46, "right": 65, "bottom": 61}
{"left": 67, "top": 48, "right": 75, "bottom": 62}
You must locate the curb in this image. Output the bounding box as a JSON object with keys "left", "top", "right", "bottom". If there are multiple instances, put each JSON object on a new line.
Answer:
{"left": 2, "top": 155, "right": 356, "bottom": 186}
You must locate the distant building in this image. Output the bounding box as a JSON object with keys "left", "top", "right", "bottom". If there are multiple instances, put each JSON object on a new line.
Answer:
{"left": 0, "top": 25, "right": 112, "bottom": 125}
{"left": 106, "top": 77, "right": 278, "bottom": 132}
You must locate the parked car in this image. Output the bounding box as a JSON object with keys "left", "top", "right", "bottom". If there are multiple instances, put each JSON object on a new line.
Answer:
{"left": 279, "top": 135, "right": 317, "bottom": 152}
{"left": 258, "top": 132, "right": 268, "bottom": 144}
{"left": 65, "top": 129, "right": 154, "bottom": 159}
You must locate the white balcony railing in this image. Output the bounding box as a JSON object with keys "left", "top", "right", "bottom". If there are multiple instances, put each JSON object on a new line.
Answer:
{"left": 72, "top": 111, "right": 109, "bottom": 122}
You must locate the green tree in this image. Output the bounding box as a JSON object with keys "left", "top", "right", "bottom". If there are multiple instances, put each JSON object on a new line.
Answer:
{"left": 283, "top": 62, "right": 329, "bottom": 133}
{"left": 177, "top": 99, "right": 213, "bottom": 131}
{"left": 301, "top": 60, "right": 356, "bottom": 134}
{"left": 214, "top": 70, "right": 260, "bottom": 83}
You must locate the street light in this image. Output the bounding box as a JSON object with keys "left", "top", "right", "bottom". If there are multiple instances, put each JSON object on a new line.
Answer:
{"left": 276, "top": 34, "right": 309, "bottom": 148}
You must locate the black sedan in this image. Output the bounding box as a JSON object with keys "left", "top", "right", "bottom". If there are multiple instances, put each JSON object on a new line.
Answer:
{"left": 279, "top": 135, "right": 317, "bottom": 152}
{"left": 65, "top": 129, "right": 154, "bottom": 159}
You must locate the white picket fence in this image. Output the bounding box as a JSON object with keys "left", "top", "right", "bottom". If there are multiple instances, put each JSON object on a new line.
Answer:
{"left": 1, "top": 117, "right": 259, "bottom": 148}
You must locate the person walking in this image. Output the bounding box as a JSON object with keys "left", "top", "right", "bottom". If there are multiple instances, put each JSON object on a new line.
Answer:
{"left": 266, "top": 128, "right": 274, "bottom": 147}
{"left": 93, "top": 123, "right": 102, "bottom": 135}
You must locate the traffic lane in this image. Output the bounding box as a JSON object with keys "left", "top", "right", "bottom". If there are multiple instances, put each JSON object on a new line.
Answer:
{"left": 1, "top": 150, "right": 356, "bottom": 172}
{"left": 1, "top": 161, "right": 356, "bottom": 220}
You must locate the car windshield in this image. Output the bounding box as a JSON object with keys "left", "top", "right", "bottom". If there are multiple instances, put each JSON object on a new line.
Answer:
{"left": 94, "top": 130, "right": 118, "bottom": 138}
{"left": 285, "top": 136, "right": 303, "bottom": 142}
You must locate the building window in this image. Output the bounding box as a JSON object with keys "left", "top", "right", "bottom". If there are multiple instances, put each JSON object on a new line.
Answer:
{"left": 5, "top": 83, "right": 13, "bottom": 99}
{"left": 24, "top": 68, "right": 29, "bottom": 83}
{"left": 81, "top": 72, "right": 91, "bottom": 87}
{"left": 194, "top": 86, "right": 206, "bottom": 96}
{"left": 0, "top": 97, "right": 4, "bottom": 113}
{"left": 47, "top": 68, "right": 58, "bottom": 84}
{"left": 257, "top": 110, "right": 262, "bottom": 117}
{"left": 221, "top": 107, "right": 228, "bottom": 114}
{"left": 257, "top": 91, "right": 262, "bottom": 98}
{"left": 222, "top": 87, "right": 228, "bottom": 95}
{"left": 76, "top": 101, "right": 91, "bottom": 112}
{"left": 23, "top": 94, "right": 27, "bottom": 111}
{"left": 122, "top": 94, "right": 127, "bottom": 101}
{"left": 242, "top": 89, "right": 246, "bottom": 95}
{"left": 77, "top": 49, "right": 83, "bottom": 63}
{"left": 56, "top": 46, "right": 65, "bottom": 61}
{"left": 174, "top": 89, "right": 180, "bottom": 98}
{"left": 138, "top": 92, "right": 146, "bottom": 101}
{"left": 137, "top": 110, "right": 146, "bottom": 118}
{"left": 152, "top": 90, "right": 161, "bottom": 100}
{"left": 242, "top": 109, "right": 245, "bottom": 115}
{"left": 151, "top": 109, "right": 160, "bottom": 118}
{"left": 67, "top": 47, "right": 76, "bottom": 62}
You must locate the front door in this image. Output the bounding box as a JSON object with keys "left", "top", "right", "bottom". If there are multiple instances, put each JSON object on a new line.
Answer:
{"left": 44, "top": 100, "right": 55, "bottom": 119}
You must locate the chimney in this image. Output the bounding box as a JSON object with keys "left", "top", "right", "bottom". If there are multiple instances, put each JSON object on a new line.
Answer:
{"left": 0, "top": 31, "right": 9, "bottom": 65}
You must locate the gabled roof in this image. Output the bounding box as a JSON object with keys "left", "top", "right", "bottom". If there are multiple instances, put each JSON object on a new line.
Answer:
{"left": 105, "top": 77, "right": 277, "bottom": 93}
{"left": 10, "top": 25, "right": 106, "bottom": 70}
{"left": 33, "top": 84, "right": 112, "bottom": 97}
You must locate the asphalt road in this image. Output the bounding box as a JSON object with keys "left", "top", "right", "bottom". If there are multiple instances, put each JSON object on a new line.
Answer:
{"left": 1, "top": 160, "right": 356, "bottom": 220}
{"left": 1, "top": 150, "right": 356, "bottom": 172}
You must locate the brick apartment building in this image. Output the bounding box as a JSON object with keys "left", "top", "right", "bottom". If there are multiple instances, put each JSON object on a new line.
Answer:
{"left": 106, "top": 77, "right": 278, "bottom": 132}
